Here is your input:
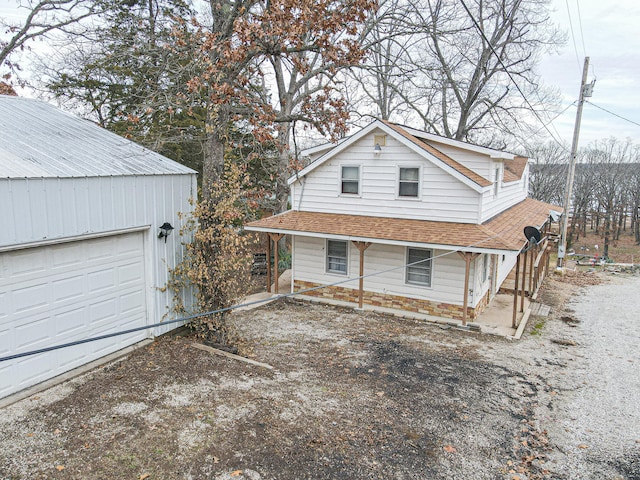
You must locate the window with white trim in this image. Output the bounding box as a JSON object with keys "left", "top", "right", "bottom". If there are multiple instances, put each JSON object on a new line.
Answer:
{"left": 482, "top": 254, "right": 488, "bottom": 283}
{"left": 494, "top": 166, "right": 501, "bottom": 197}
{"left": 327, "top": 240, "right": 348, "bottom": 274}
{"left": 341, "top": 165, "right": 360, "bottom": 195}
{"left": 399, "top": 167, "right": 420, "bottom": 197}
{"left": 406, "top": 248, "right": 433, "bottom": 286}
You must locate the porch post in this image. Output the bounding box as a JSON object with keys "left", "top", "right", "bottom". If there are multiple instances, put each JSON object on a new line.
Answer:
{"left": 269, "top": 233, "right": 284, "bottom": 294}
{"left": 266, "top": 233, "right": 272, "bottom": 293}
{"left": 520, "top": 246, "right": 528, "bottom": 312}
{"left": 528, "top": 245, "right": 535, "bottom": 296}
{"left": 512, "top": 253, "right": 521, "bottom": 328}
{"left": 352, "top": 241, "right": 372, "bottom": 309}
{"left": 458, "top": 252, "right": 473, "bottom": 326}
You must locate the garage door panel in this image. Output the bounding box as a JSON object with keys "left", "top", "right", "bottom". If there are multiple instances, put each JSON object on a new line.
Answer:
{"left": 1, "top": 231, "right": 149, "bottom": 399}
{"left": 51, "top": 242, "right": 84, "bottom": 269}
{"left": 118, "top": 262, "right": 144, "bottom": 285}
{"left": 54, "top": 306, "right": 88, "bottom": 337}
{"left": 7, "top": 249, "right": 47, "bottom": 277}
{"left": 88, "top": 267, "right": 117, "bottom": 293}
{"left": 87, "top": 237, "right": 116, "bottom": 260}
{"left": 53, "top": 274, "right": 86, "bottom": 302}
{"left": 89, "top": 298, "right": 118, "bottom": 327}
{"left": 15, "top": 315, "right": 52, "bottom": 350}
{"left": 12, "top": 282, "right": 49, "bottom": 313}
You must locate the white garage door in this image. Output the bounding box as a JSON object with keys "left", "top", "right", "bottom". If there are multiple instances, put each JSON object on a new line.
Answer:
{"left": 0, "top": 232, "right": 148, "bottom": 399}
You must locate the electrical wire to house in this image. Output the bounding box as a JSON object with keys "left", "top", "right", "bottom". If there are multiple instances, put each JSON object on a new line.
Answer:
{"left": 0, "top": 222, "right": 533, "bottom": 363}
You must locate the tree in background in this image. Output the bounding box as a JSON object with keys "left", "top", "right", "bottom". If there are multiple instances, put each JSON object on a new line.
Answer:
{"left": 1, "top": 0, "right": 100, "bottom": 86}
{"left": 351, "top": 0, "right": 563, "bottom": 148}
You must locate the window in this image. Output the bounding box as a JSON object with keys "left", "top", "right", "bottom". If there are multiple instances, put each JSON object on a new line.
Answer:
{"left": 494, "top": 167, "right": 501, "bottom": 197}
{"left": 399, "top": 167, "right": 420, "bottom": 197}
{"left": 341, "top": 166, "right": 359, "bottom": 195}
{"left": 406, "top": 248, "right": 432, "bottom": 286}
{"left": 327, "top": 240, "right": 348, "bottom": 274}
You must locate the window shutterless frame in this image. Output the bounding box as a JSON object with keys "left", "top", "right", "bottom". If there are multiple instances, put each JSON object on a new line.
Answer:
{"left": 326, "top": 239, "right": 348, "bottom": 274}
{"left": 398, "top": 166, "right": 420, "bottom": 198}
{"left": 406, "top": 247, "right": 432, "bottom": 286}
{"left": 340, "top": 165, "right": 360, "bottom": 195}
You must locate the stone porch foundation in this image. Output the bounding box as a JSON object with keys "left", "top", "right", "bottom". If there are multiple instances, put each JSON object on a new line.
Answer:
{"left": 294, "top": 280, "right": 489, "bottom": 321}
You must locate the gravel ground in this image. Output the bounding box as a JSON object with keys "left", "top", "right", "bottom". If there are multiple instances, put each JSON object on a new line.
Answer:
{"left": 0, "top": 271, "right": 638, "bottom": 479}
{"left": 539, "top": 274, "right": 640, "bottom": 479}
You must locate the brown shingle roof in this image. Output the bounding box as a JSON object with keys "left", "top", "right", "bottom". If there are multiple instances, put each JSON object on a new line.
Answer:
{"left": 382, "top": 121, "right": 492, "bottom": 188}
{"left": 246, "top": 198, "right": 561, "bottom": 252}
{"left": 504, "top": 156, "right": 529, "bottom": 182}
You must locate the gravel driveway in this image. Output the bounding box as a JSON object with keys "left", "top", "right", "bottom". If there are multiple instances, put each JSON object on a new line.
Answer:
{"left": 538, "top": 274, "right": 640, "bottom": 479}
{"left": 0, "top": 272, "right": 638, "bottom": 479}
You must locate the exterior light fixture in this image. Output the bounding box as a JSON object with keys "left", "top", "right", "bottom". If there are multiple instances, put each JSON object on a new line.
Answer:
{"left": 374, "top": 143, "right": 382, "bottom": 156}
{"left": 158, "top": 222, "right": 174, "bottom": 242}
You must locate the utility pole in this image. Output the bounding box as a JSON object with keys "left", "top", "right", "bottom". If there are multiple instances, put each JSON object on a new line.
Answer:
{"left": 558, "top": 57, "right": 593, "bottom": 268}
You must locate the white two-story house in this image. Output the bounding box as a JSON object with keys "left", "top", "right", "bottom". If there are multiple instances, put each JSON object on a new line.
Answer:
{"left": 245, "top": 120, "right": 559, "bottom": 324}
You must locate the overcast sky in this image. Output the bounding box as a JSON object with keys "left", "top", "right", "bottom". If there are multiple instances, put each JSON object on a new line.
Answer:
{"left": 1, "top": 0, "right": 638, "bottom": 148}
{"left": 539, "top": 0, "right": 640, "bottom": 147}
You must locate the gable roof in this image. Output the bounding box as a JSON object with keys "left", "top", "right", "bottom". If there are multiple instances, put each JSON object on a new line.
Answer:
{"left": 246, "top": 198, "right": 560, "bottom": 253}
{"left": 292, "top": 120, "right": 492, "bottom": 192}
{"left": 0, "top": 95, "right": 196, "bottom": 179}
{"left": 381, "top": 121, "right": 492, "bottom": 187}
{"left": 503, "top": 156, "right": 529, "bottom": 183}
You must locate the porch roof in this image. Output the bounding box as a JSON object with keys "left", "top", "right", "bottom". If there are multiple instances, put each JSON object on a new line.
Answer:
{"left": 245, "top": 198, "right": 560, "bottom": 254}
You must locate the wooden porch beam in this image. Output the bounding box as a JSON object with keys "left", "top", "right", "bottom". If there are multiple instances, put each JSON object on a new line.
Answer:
{"left": 512, "top": 253, "right": 521, "bottom": 328}
{"left": 520, "top": 245, "right": 528, "bottom": 312}
{"left": 352, "top": 241, "right": 372, "bottom": 309}
{"left": 457, "top": 251, "right": 480, "bottom": 326}
{"left": 266, "top": 233, "right": 272, "bottom": 293}
{"left": 268, "top": 233, "right": 284, "bottom": 294}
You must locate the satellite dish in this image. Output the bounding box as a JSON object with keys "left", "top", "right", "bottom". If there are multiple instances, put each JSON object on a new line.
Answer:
{"left": 524, "top": 226, "right": 542, "bottom": 244}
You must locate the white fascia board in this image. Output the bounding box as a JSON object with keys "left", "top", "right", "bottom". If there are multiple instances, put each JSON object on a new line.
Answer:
{"left": 288, "top": 121, "right": 382, "bottom": 185}
{"left": 402, "top": 126, "right": 514, "bottom": 160}
{"left": 243, "top": 224, "right": 515, "bottom": 255}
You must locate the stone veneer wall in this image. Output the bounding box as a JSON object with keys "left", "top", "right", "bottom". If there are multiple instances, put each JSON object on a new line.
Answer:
{"left": 294, "top": 280, "right": 490, "bottom": 321}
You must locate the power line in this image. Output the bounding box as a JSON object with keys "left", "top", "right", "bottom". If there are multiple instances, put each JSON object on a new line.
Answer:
{"left": 586, "top": 100, "right": 640, "bottom": 129}
{"left": 529, "top": 100, "right": 576, "bottom": 139}
{"left": 574, "top": 0, "right": 588, "bottom": 58}
{"left": 457, "top": 0, "right": 569, "bottom": 152}
{"left": 0, "top": 223, "right": 528, "bottom": 363}
{"left": 565, "top": 0, "right": 583, "bottom": 73}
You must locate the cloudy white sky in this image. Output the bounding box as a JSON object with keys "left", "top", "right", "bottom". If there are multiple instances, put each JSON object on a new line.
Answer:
{"left": 1, "top": 0, "right": 638, "bottom": 147}
{"left": 539, "top": 0, "right": 640, "bottom": 146}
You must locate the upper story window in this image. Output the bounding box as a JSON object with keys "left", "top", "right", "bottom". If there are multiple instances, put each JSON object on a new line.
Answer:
{"left": 494, "top": 166, "right": 501, "bottom": 197}
{"left": 327, "top": 240, "right": 348, "bottom": 274}
{"left": 406, "top": 248, "right": 432, "bottom": 287}
{"left": 399, "top": 167, "right": 420, "bottom": 197}
{"left": 341, "top": 165, "right": 360, "bottom": 195}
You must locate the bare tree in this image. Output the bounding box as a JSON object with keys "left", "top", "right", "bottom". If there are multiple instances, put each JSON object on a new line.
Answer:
{"left": 352, "top": 0, "right": 563, "bottom": 147}
{"left": 527, "top": 141, "right": 568, "bottom": 204}
{"left": 0, "top": 0, "right": 100, "bottom": 83}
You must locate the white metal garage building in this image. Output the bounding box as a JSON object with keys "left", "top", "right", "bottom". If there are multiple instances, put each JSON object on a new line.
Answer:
{"left": 0, "top": 95, "right": 197, "bottom": 400}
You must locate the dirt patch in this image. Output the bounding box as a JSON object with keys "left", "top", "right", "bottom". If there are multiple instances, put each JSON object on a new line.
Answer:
{"left": 1, "top": 272, "right": 637, "bottom": 479}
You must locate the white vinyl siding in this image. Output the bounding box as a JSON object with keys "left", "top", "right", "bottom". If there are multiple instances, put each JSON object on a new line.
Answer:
{"left": 292, "top": 133, "right": 481, "bottom": 223}
{"left": 294, "top": 237, "right": 475, "bottom": 307}
{"left": 406, "top": 248, "right": 433, "bottom": 286}
{"left": 326, "top": 239, "right": 348, "bottom": 274}
{"left": 480, "top": 179, "right": 528, "bottom": 222}
{"left": 340, "top": 165, "right": 360, "bottom": 195}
